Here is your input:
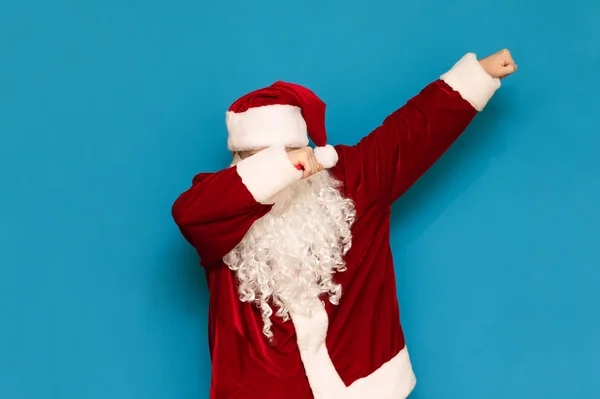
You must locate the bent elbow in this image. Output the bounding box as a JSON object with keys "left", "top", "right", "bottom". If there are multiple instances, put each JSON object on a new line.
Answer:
{"left": 171, "top": 194, "right": 194, "bottom": 228}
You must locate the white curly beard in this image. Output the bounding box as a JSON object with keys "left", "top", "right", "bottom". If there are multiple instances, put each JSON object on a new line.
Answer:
{"left": 223, "top": 167, "right": 356, "bottom": 339}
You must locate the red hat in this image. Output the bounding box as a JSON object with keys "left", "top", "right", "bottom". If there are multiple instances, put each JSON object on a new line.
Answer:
{"left": 225, "top": 81, "right": 338, "bottom": 168}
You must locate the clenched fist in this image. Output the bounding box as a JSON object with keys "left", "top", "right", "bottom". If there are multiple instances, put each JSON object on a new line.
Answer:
{"left": 479, "top": 49, "right": 518, "bottom": 79}
{"left": 288, "top": 147, "right": 324, "bottom": 179}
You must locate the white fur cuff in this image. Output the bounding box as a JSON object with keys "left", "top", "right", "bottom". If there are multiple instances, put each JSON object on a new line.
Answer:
{"left": 236, "top": 146, "right": 302, "bottom": 204}
{"left": 440, "top": 53, "right": 501, "bottom": 111}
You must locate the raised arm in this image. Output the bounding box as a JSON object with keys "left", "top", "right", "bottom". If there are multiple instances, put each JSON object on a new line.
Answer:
{"left": 171, "top": 146, "right": 302, "bottom": 266}
{"left": 336, "top": 51, "right": 516, "bottom": 207}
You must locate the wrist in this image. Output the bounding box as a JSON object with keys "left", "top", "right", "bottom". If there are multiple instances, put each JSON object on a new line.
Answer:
{"left": 478, "top": 59, "right": 494, "bottom": 78}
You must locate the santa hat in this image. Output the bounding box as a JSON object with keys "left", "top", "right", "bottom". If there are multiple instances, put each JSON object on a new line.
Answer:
{"left": 225, "top": 81, "right": 338, "bottom": 168}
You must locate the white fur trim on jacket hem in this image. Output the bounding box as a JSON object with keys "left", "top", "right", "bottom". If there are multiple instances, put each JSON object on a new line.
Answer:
{"left": 290, "top": 300, "right": 416, "bottom": 399}
{"left": 440, "top": 52, "right": 501, "bottom": 111}
{"left": 235, "top": 146, "right": 302, "bottom": 204}
{"left": 226, "top": 104, "right": 310, "bottom": 151}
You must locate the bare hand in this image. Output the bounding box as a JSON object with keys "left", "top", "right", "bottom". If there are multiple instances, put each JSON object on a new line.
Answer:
{"left": 288, "top": 147, "right": 323, "bottom": 179}
{"left": 479, "top": 49, "right": 518, "bottom": 79}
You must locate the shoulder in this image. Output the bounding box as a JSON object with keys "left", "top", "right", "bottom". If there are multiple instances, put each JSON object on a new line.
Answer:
{"left": 330, "top": 145, "right": 365, "bottom": 203}
{"left": 331, "top": 144, "right": 359, "bottom": 179}
{"left": 191, "top": 171, "right": 216, "bottom": 185}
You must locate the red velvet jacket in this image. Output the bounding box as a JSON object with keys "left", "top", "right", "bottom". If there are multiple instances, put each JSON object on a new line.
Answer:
{"left": 172, "top": 53, "right": 501, "bottom": 399}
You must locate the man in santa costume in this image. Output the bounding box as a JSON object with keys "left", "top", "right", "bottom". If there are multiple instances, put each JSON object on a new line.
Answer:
{"left": 172, "top": 49, "right": 517, "bottom": 398}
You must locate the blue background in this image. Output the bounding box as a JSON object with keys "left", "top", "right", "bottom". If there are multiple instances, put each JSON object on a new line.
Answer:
{"left": 1, "top": 0, "right": 599, "bottom": 398}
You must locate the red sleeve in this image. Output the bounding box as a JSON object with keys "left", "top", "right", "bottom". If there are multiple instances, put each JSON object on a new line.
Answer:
{"left": 337, "top": 53, "right": 501, "bottom": 207}
{"left": 172, "top": 146, "right": 303, "bottom": 266}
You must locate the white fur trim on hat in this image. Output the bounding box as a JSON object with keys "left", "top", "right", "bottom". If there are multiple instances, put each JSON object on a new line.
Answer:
{"left": 314, "top": 145, "right": 338, "bottom": 169}
{"left": 226, "top": 104, "right": 309, "bottom": 151}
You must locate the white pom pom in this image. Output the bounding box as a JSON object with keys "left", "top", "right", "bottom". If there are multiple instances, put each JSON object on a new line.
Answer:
{"left": 313, "top": 144, "right": 339, "bottom": 169}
